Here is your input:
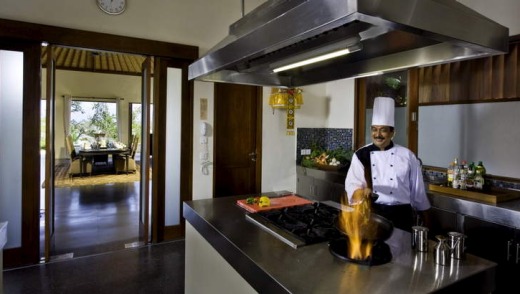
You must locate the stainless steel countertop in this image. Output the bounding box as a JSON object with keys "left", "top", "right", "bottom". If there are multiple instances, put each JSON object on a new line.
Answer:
{"left": 183, "top": 192, "right": 496, "bottom": 294}
{"left": 427, "top": 188, "right": 520, "bottom": 229}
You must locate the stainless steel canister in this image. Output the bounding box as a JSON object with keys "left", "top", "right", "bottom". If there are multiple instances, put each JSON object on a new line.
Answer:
{"left": 411, "top": 226, "right": 429, "bottom": 252}
{"left": 448, "top": 231, "right": 466, "bottom": 259}
{"left": 434, "top": 235, "right": 451, "bottom": 266}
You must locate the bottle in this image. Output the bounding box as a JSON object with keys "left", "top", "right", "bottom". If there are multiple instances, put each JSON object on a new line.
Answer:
{"left": 474, "top": 169, "right": 485, "bottom": 190}
{"left": 468, "top": 162, "right": 476, "bottom": 178}
{"left": 452, "top": 163, "right": 460, "bottom": 189}
{"left": 466, "top": 162, "right": 475, "bottom": 189}
{"left": 447, "top": 162, "right": 454, "bottom": 187}
{"left": 475, "top": 161, "right": 486, "bottom": 190}
{"left": 459, "top": 161, "right": 468, "bottom": 190}
{"left": 476, "top": 161, "right": 486, "bottom": 176}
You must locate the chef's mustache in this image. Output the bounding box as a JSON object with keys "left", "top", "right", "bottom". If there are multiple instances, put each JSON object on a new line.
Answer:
{"left": 374, "top": 136, "right": 385, "bottom": 140}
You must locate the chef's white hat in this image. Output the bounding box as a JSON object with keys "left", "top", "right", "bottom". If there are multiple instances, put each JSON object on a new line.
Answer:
{"left": 372, "top": 97, "right": 395, "bottom": 127}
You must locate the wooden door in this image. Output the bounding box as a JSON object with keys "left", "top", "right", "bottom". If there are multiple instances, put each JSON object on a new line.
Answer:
{"left": 214, "top": 83, "right": 262, "bottom": 198}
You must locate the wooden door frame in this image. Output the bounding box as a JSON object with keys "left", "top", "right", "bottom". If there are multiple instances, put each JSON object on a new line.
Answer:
{"left": 153, "top": 57, "right": 193, "bottom": 241}
{"left": 0, "top": 18, "right": 197, "bottom": 268}
{"left": 354, "top": 71, "right": 419, "bottom": 154}
{"left": 0, "top": 39, "right": 42, "bottom": 267}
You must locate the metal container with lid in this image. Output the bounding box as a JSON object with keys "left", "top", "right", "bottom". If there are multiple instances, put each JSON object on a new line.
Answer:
{"left": 434, "top": 235, "right": 451, "bottom": 266}
{"left": 448, "top": 231, "right": 466, "bottom": 260}
{"left": 411, "top": 226, "right": 429, "bottom": 252}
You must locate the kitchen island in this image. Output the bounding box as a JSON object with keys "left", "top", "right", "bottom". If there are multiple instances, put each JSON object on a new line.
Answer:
{"left": 183, "top": 192, "right": 496, "bottom": 293}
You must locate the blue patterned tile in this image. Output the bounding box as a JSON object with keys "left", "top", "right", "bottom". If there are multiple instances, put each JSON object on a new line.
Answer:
{"left": 296, "top": 128, "right": 353, "bottom": 164}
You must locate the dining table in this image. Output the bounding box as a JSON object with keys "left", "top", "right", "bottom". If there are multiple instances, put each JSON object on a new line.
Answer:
{"left": 78, "top": 147, "right": 131, "bottom": 175}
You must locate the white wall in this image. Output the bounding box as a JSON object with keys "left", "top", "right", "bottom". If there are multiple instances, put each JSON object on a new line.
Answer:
{"left": 325, "top": 79, "right": 356, "bottom": 129}
{"left": 458, "top": 0, "right": 520, "bottom": 35}
{"left": 192, "top": 81, "right": 215, "bottom": 200}
{"left": 419, "top": 102, "right": 520, "bottom": 178}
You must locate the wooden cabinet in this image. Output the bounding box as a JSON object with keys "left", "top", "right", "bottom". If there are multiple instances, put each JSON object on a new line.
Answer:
{"left": 419, "top": 40, "right": 520, "bottom": 104}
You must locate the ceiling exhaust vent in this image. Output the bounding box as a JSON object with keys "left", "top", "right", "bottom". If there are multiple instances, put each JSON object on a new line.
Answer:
{"left": 188, "top": 0, "right": 509, "bottom": 87}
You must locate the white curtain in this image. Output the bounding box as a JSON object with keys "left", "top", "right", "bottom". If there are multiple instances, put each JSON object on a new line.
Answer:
{"left": 116, "top": 97, "right": 123, "bottom": 141}
{"left": 63, "top": 95, "right": 72, "bottom": 137}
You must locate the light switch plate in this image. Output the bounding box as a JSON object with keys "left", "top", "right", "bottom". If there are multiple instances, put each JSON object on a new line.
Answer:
{"left": 301, "top": 149, "right": 311, "bottom": 155}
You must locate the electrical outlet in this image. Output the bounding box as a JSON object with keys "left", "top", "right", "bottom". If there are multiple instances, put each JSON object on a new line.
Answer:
{"left": 301, "top": 149, "right": 311, "bottom": 155}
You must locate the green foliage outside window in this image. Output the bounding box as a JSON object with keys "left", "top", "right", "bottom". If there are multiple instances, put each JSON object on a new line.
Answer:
{"left": 70, "top": 101, "right": 118, "bottom": 142}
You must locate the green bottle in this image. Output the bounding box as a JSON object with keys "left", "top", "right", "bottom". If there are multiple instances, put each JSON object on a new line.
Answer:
{"left": 475, "top": 161, "right": 486, "bottom": 190}
{"left": 476, "top": 161, "right": 486, "bottom": 175}
{"left": 474, "top": 169, "right": 485, "bottom": 190}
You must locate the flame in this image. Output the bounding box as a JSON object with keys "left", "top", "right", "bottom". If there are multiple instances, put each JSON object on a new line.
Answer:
{"left": 340, "top": 194, "right": 373, "bottom": 260}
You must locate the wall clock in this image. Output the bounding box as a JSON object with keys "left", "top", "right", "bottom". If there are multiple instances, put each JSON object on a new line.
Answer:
{"left": 97, "top": 0, "right": 126, "bottom": 15}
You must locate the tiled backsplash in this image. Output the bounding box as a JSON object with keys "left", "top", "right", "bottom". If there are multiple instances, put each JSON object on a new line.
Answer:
{"left": 296, "top": 128, "right": 353, "bottom": 164}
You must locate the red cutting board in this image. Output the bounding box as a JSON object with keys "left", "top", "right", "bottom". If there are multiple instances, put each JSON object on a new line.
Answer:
{"left": 236, "top": 194, "right": 313, "bottom": 213}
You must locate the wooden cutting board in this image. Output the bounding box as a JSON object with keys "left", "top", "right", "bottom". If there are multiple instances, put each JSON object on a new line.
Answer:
{"left": 428, "top": 184, "right": 520, "bottom": 204}
{"left": 236, "top": 194, "right": 313, "bottom": 213}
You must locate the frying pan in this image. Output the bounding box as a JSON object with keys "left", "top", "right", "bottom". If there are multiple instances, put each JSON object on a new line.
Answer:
{"left": 335, "top": 212, "right": 394, "bottom": 242}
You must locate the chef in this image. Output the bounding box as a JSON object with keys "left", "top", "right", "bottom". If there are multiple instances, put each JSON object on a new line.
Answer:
{"left": 345, "top": 96, "right": 431, "bottom": 232}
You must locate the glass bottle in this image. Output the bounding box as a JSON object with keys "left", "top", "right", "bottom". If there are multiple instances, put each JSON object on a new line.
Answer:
{"left": 452, "top": 158, "right": 460, "bottom": 189}
{"left": 465, "top": 162, "right": 475, "bottom": 189}
{"left": 475, "top": 161, "right": 486, "bottom": 190}
{"left": 476, "top": 161, "right": 486, "bottom": 176}
{"left": 459, "top": 161, "right": 467, "bottom": 190}
{"left": 474, "top": 169, "right": 485, "bottom": 190}
{"left": 447, "top": 162, "right": 454, "bottom": 187}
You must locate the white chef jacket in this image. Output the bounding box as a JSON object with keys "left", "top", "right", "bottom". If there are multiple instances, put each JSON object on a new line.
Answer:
{"left": 345, "top": 142, "right": 431, "bottom": 211}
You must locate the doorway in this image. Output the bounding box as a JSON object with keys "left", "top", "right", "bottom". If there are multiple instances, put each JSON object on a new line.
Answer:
{"left": 0, "top": 18, "right": 197, "bottom": 268}
{"left": 41, "top": 45, "right": 151, "bottom": 260}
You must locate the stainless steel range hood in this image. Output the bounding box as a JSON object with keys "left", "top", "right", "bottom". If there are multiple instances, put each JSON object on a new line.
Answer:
{"left": 188, "top": 0, "right": 509, "bottom": 87}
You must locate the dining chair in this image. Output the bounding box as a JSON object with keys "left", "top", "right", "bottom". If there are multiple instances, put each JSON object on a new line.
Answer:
{"left": 115, "top": 135, "right": 139, "bottom": 174}
{"left": 66, "top": 135, "right": 92, "bottom": 177}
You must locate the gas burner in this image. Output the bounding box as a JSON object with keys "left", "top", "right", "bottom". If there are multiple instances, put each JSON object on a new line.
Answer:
{"left": 328, "top": 238, "right": 392, "bottom": 266}
{"left": 252, "top": 202, "right": 343, "bottom": 246}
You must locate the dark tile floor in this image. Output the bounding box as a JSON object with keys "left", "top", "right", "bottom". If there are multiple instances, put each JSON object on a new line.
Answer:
{"left": 49, "top": 182, "right": 141, "bottom": 258}
{"left": 4, "top": 178, "right": 185, "bottom": 293}
{"left": 3, "top": 240, "right": 185, "bottom": 293}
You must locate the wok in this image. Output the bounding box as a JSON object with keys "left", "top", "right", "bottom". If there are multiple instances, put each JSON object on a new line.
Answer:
{"left": 335, "top": 212, "right": 394, "bottom": 242}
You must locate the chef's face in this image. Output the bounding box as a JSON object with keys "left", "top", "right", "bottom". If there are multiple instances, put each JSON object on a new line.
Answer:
{"left": 371, "top": 125, "right": 394, "bottom": 150}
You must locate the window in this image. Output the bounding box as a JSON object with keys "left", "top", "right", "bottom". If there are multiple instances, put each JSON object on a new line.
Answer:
{"left": 130, "top": 103, "right": 154, "bottom": 159}
{"left": 69, "top": 100, "right": 118, "bottom": 145}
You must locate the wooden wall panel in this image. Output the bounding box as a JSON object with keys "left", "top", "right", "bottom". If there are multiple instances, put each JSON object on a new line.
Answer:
{"left": 395, "top": 37, "right": 519, "bottom": 106}
{"left": 492, "top": 54, "right": 505, "bottom": 99}
{"left": 504, "top": 43, "right": 519, "bottom": 98}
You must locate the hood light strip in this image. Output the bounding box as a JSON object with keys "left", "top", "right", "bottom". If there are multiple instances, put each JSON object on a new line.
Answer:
{"left": 272, "top": 43, "right": 363, "bottom": 73}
